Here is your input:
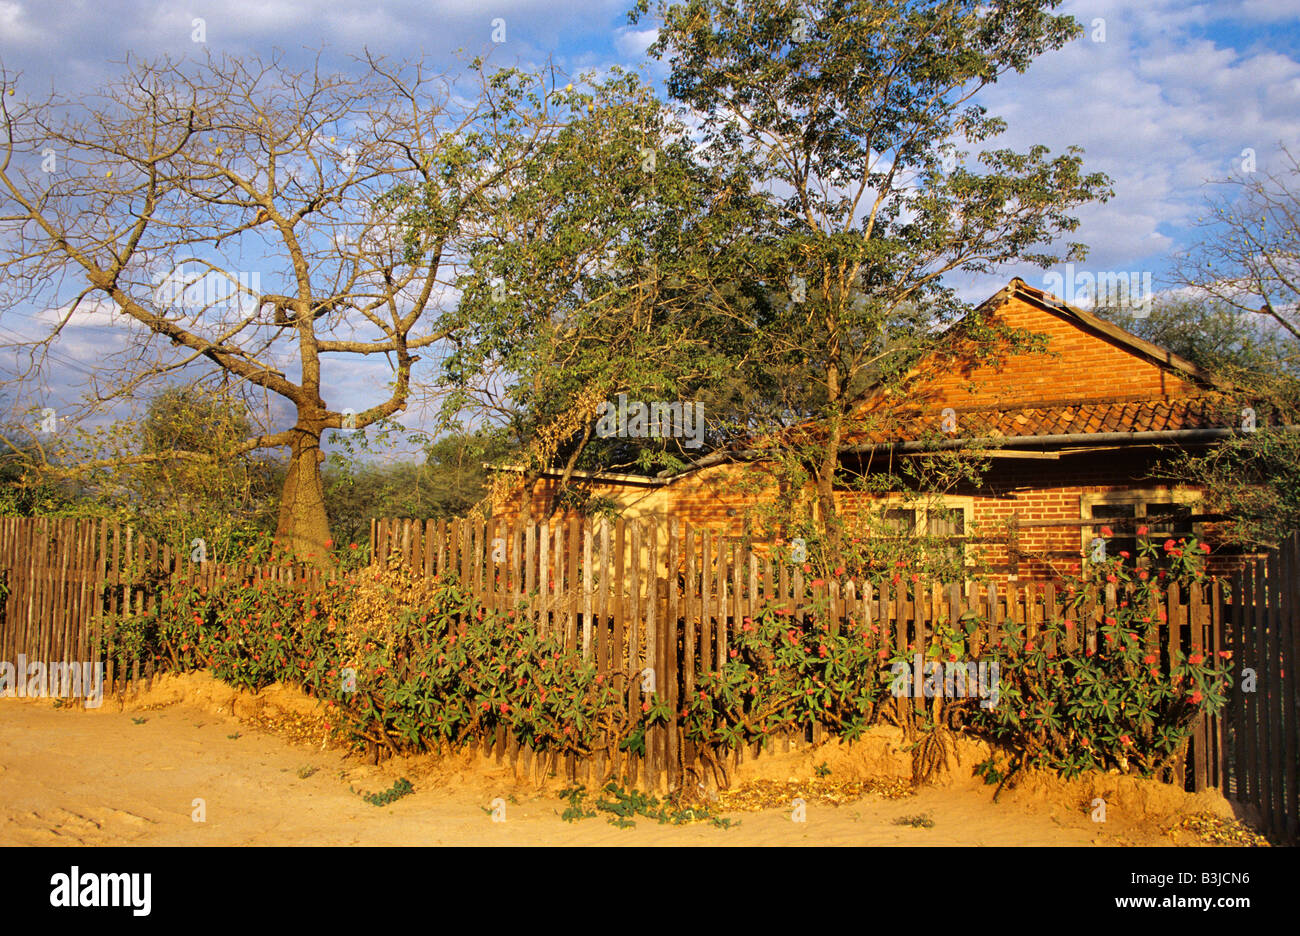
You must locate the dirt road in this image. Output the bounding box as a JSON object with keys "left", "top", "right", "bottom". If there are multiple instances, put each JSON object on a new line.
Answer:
{"left": 0, "top": 676, "right": 1239, "bottom": 846}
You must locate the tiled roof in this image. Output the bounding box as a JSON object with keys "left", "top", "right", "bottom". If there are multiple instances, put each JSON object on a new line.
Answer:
{"left": 845, "top": 395, "right": 1244, "bottom": 445}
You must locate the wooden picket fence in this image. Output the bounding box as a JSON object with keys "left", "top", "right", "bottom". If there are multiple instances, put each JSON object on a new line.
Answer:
{"left": 1, "top": 513, "right": 1295, "bottom": 841}
{"left": 0, "top": 517, "right": 322, "bottom": 693}
{"left": 1227, "top": 531, "right": 1300, "bottom": 844}
{"left": 368, "top": 515, "right": 1238, "bottom": 800}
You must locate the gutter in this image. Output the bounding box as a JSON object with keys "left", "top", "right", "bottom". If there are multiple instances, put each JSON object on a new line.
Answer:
{"left": 498, "top": 425, "right": 1298, "bottom": 485}
{"left": 666, "top": 424, "right": 1300, "bottom": 477}
{"left": 840, "top": 426, "right": 1300, "bottom": 455}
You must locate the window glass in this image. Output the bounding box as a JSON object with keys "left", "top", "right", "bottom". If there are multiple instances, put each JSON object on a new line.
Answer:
{"left": 927, "top": 508, "right": 966, "bottom": 564}
{"left": 883, "top": 508, "right": 916, "bottom": 535}
{"left": 1090, "top": 503, "right": 1137, "bottom": 560}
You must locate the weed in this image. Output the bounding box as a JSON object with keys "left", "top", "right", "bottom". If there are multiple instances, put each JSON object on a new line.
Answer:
{"left": 893, "top": 812, "right": 935, "bottom": 828}
{"left": 353, "top": 777, "right": 414, "bottom": 806}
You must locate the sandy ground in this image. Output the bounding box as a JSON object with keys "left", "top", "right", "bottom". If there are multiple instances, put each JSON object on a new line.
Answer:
{"left": 0, "top": 674, "right": 1249, "bottom": 846}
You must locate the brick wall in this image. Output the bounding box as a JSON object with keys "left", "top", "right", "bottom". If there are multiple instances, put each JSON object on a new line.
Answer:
{"left": 918, "top": 293, "right": 1197, "bottom": 411}
{"left": 483, "top": 289, "right": 1235, "bottom": 582}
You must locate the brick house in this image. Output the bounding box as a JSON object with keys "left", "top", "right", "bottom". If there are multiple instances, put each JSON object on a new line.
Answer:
{"left": 492, "top": 278, "right": 1270, "bottom": 581}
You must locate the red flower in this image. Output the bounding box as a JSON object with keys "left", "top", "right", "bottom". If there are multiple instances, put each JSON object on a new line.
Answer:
{"left": 1188, "top": 652, "right": 1204, "bottom": 665}
{"left": 1200, "top": 543, "right": 1211, "bottom": 554}
{"left": 1190, "top": 690, "right": 1204, "bottom": 704}
{"left": 1143, "top": 654, "right": 1157, "bottom": 665}
{"left": 1163, "top": 539, "right": 1176, "bottom": 551}
{"left": 1119, "top": 734, "right": 1132, "bottom": 746}
{"left": 1100, "top": 526, "right": 1114, "bottom": 537}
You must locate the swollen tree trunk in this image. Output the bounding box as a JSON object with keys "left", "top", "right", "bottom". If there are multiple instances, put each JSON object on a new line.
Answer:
{"left": 275, "top": 425, "right": 333, "bottom": 566}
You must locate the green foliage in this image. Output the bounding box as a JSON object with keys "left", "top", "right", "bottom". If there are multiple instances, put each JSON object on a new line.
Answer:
{"left": 561, "top": 782, "right": 737, "bottom": 829}
{"left": 971, "top": 533, "right": 1231, "bottom": 779}
{"left": 435, "top": 66, "right": 753, "bottom": 482}
{"left": 323, "top": 430, "right": 509, "bottom": 547}
{"left": 684, "top": 595, "right": 898, "bottom": 750}
{"left": 1172, "top": 429, "right": 1300, "bottom": 549}
{"left": 2, "top": 385, "right": 280, "bottom": 560}
{"left": 106, "top": 532, "right": 1226, "bottom": 790}
{"left": 893, "top": 813, "right": 935, "bottom": 828}
{"left": 628, "top": 0, "right": 1112, "bottom": 524}
{"left": 354, "top": 777, "right": 414, "bottom": 807}
{"left": 1099, "top": 296, "right": 1299, "bottom": 384}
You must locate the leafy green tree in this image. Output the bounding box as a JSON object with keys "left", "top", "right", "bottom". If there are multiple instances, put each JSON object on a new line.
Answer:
{"left": 3, "top": 386, "right": 281, "bottom": 558}
{"left": 631, "top": 0, "right": 1112, "bottom": 539}
{"left": 323, "top": 430, "right": 511, "bottom": 546}
{"left": 1100, "top": 295, "right": 1299, "bottom": 394}
{"left": 432, "top": 67, "right": 760, "bottom": 508}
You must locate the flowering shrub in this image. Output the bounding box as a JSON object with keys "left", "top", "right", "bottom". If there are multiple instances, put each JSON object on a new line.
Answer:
{"left": 95, "top": 530, "right": 1231, "bottom": 787}
{"left": 685, "top": 601, "right": 894, "bottom": 751}
{"left": 100, "top": 558, "right": 670, "bottom": 764}
{"left": 971, "top": 532, "right": 1232, "bottom": 780}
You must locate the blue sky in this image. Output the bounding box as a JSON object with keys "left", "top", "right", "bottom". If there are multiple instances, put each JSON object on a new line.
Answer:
{"left": 1, "top": 0, "right": 1299, "bottom": 456}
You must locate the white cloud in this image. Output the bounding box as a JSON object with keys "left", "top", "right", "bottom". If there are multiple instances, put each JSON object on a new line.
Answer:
{"left": 0, "top": 1, "right": 41, "bottom": 44}
{"left": 614, "top": 26, "right": 658, "bottom": 59}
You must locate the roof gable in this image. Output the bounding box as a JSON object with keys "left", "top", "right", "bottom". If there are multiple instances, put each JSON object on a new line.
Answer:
{"left": 848, "top": 279, "right": 1236, "bottom": 443}
{"left": 906, "top": 279, "right": 1217, "bottom": 410}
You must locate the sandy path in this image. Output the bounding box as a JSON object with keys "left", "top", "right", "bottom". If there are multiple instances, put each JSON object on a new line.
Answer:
{"left": 0, "top": 696, "right": 1204, "bottom": 846}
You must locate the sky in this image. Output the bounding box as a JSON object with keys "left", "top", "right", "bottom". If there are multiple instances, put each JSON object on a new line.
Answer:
{"left": 1, "top": 0, "right": 1298, "bottom": 458}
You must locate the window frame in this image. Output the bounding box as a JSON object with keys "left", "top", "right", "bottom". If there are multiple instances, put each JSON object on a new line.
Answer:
{"left": 1080, "top": 489, "right": 1201, "bottom": 566}
{"left": 873, "top": 494, "right": 977, "bottom": 568}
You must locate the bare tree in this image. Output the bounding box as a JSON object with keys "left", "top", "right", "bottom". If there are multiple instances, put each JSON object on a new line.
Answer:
{"left": 0, "top": 50, "right": 550, "bottom": 561}
{"left": 1174, "top": 143, "right": 1300, "bottom": 344}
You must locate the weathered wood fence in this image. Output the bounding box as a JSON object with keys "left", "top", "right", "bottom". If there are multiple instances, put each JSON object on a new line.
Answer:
{"left": 1, "top": 514, "right": 1295, "bottom": 842}
{"left": 1227, "top": 531, "right": 1300, "bottom": 844}
{"left": 0, "top": 517, "right": 321, "bottom": 691}
{"left": 368, "top": 515, "right": 1242, "bottom": 802}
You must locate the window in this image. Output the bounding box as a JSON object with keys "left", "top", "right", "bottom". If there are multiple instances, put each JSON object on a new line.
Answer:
{"left": 1081, "top": 491, "right": 1198, "bottom": 566}
{"left": 873, "top": 498, "right": 973, "bottom": 567}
